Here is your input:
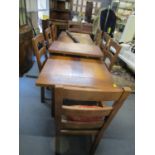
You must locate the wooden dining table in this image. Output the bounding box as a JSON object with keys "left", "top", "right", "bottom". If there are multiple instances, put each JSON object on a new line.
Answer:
{"left": 36, "top": 31, "right": 117, "bottom": 116}
{"left": 48, "top": 31, "right": 103, "bottom": 59}
{"left": 36, "top": 55, "right": 116, "bottom": 90}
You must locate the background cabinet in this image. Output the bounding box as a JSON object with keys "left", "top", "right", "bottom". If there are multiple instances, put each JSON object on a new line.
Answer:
{"left": 50, "top": 0, "right": 73, "bottom": 21}
{"left": 19, "top": 0, "right": 34, "bottom": 76}
{"left": 19, "top": 26, "right": 33, "bottom": 76}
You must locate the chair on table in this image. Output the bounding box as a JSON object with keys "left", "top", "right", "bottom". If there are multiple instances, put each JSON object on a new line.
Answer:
{"left": 32, "top": 33, "right": 48, "bottom": 103}
{"left": 54, "top": 85, "right": 131, "bottom": 155}
{"left": 51, "top": 24, "right": 57, "bottom": 41}
{"left": 45, "top": 27, "right": 53, "bottom": 47}
{"left": 68, "top": 21, "right": 81, "bottom": 33}
{"left": 103, "top": 39, "right": 122, "bottom": 71}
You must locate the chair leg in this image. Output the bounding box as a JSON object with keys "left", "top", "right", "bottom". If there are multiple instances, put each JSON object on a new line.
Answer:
{"left": 89, "top": 133, "right": 103, "bottom": 155}
{"left": 55, "top": 135, "right": 61, "bottom": 155}
{"left": 41, "top": 87, "right": 45, "bottom": 103}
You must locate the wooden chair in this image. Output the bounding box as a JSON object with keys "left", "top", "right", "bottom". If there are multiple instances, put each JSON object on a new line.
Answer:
{"left": 94, "top": 29, "right": 102, "bottom": 46}
{"left": 32, "top": 33, "right": 48, "bottom": 102}
{"left": 51, "top": 24, "right": 57, "bottom": 41}
{"left": 45, "top": 27, "right": 53, "bottom": 47}
{"left": 101, "top": 32, "right": 111, "bottom": 51}
{"left": 68, "top": 21, "right": 81, "bottom": 33}
{"left": 54, "top": 85, "right": 131, "bottom": 155}
{"left": 68, "top": 21, "right": 92, "bottom": 34}
{"left": 103, "top": 39, "right": 122, "bottom": 71}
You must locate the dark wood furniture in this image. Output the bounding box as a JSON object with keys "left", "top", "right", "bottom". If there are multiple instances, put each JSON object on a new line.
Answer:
{"left": 54, "top": 85, "right": 131, "bottom": 155}
{"left": 85, "top": 1, "right": 93, "bottom": 23}
{"left": 103, "top": 39, "right": 122, "bottom": 71}
{"left": 19, "top": 0, "right": 34, "bottom": 76}
{"left": 49, "top": 0, "right": 73, "bottom": 32}
{"left": 50, "top": 0, "right": 72, "bottom": 21}
{"left": 48, "top": 41, "right": 103, "bottom": 59}
{"left": 32, "top": 33, "right": 48, "bottom": 102}
{"left": 19, "top": 25, "right": 34, "bottom": 76}
{"left": 58, "top": 31, "right": 94, "bottom": 44}
{"left": 68, "top": 21, "right": 93, "bottom": 34}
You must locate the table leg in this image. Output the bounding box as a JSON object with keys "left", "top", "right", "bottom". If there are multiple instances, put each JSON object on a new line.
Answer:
{"left": 51, "top": 88, "right": 55, "bottom": 117}
{"left": 41, "top": 87, "right": 45, "bottom": 103}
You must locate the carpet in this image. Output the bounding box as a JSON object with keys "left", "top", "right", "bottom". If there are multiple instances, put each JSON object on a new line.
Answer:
{"left": 19, "top": 76, "right": 135, "bottom": 155}
{"left": 111, "top": 65, "right": 135, "bottom": 92}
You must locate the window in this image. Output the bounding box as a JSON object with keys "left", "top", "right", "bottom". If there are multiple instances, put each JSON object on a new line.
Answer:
{"left": 37, "top": 0, "right": 49, "bottom": 19}
{"left": 72, "top": 0, "right": 101, "bottom": 15}
{"left": 26, "top": 0, "right": 49, "bottom": 19}
{"left": 25, "top": 0, "right": 49, "bottom": 32}
{"left": 38, "top": 0, "right": 48, "bottom": 10}
{"left": 19, "top": 0, "right": 27, "bottom": 26}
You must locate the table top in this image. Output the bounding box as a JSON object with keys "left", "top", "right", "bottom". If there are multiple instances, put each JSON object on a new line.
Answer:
{"left": 48, "top": 41, "right": 103, "bottom": 59}
{"left": 36, "top": 55, "right": 116, "bottom": 90}
{"left": 57, "top": 31, "right": 94, "bottom": 44}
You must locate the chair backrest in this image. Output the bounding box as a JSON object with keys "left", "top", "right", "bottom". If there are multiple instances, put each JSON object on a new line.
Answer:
{"left": 68, "top": 21, "right": 92, "bottom": 34}
{"left": 104, "top": 39, "right": 122, "bottom": 71}
{"left": 54, "top": 85, "right": 131, "bottom": 135}
{"left": 94, "top": 29, "right": 102, "bottom": 45}
{"left": 102, "top": 32, "right": 111, "bottom": 49}
{"left": 68, "top": 21, "right": 82, "bottom": 33}
{"left": 51, "top": 24, "right": 57, "bottom": 41}
{"left": 45, "top": 27, "right": 53, "bottom": 47}
{"left": 32, "top": 33, "right": 48, "bottom": 71}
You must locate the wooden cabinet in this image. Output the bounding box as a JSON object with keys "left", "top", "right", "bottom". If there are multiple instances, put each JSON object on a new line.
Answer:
{"left": 50, "top": 0, "right": 72, "bottom": 21}
{"left": 85, "top": 1, "right": 93, "bottom": 23}
{"left": 19, "top": 25, "right": 34, "bottom": 76}
{"left": 49, "top": 0, "right": 73, "bottom": 32}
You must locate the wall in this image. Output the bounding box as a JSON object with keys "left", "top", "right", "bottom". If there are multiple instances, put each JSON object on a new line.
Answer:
{"left": 94, "top": 0, "right": 112, "bottom": 8}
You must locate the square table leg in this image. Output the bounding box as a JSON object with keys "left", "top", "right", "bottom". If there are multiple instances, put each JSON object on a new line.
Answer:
{"left": 41, "top": 87, "right": 45, "bottom": 103}
{"left": 51, "top": 88, "right": 55, "bottom": 117}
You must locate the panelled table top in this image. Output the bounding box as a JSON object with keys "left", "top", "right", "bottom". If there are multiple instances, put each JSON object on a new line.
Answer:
{"left": 48, "top": 41, "right": 103, "bottom": 59}
{"left": 58, "top": 31, "right": 94, "bottom": 44}
{"left": 36, "top": 55, "right": 116, "bottom": 90}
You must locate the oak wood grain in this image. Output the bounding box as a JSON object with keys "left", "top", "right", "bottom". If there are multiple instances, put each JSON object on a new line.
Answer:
{"left": 36, "top": 55, "right": 116, "bottom": 89}
{"left": 48, "top": 41, "right": 103, "bottom": 58}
